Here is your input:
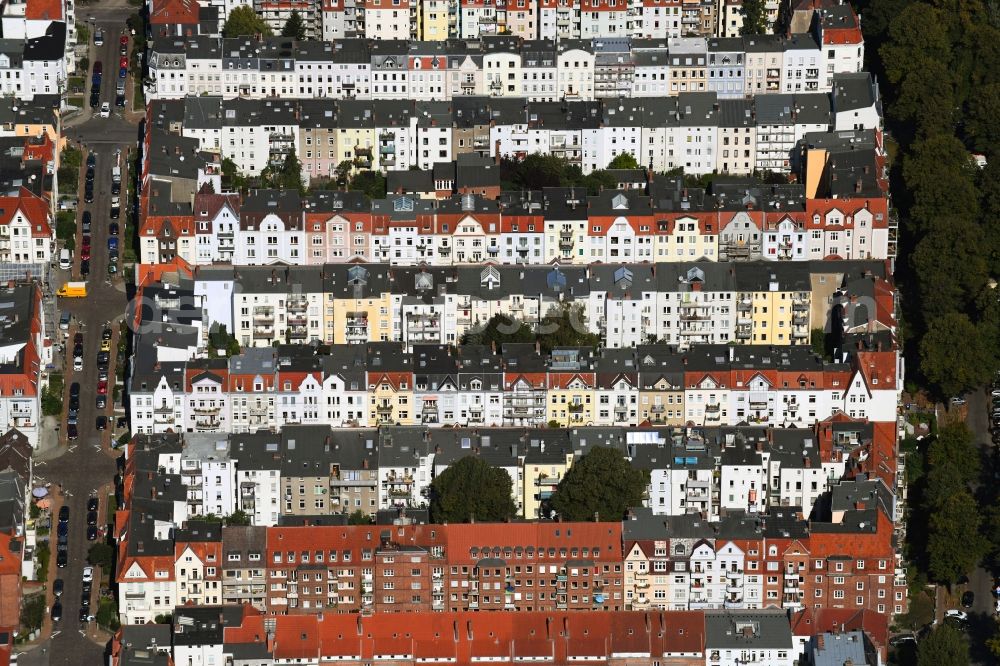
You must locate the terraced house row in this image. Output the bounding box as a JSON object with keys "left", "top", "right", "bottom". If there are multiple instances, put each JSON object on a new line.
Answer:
{"left": 139, "top": 155, "right": 892, "bottom": 268}
{"left": 130, "top": 258, "right": 893, "bottom": 356}
{"left": 129, "top": 334, "right": 900, "bottom": 440}
{"left": 118, "top": 408, "right": 901, "bottom": 523}
{"left": 146, "top": 7, "right": 863, "bottom": 102}
{"left": 110, "top": 604, "right": 890, "bottom": 666}
{"left": 141, "top": 74, "right": 881, "bottom": 181}
{"left": 115, "top": 429, "right": 904, "bottom": 625}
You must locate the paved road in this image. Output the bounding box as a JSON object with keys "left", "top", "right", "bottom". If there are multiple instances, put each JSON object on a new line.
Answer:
{"left": 23, "top": 16, "right": 138, "bottom": 665}
{"left": 963, "top": 387, "right": 1000, "bottom": 664}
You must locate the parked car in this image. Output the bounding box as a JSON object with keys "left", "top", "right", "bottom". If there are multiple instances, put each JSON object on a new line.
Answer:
{"left": 110, "top": 205, "right": 120, "bottom": 219}
{"left": 92, "top": 61, "right": 102, "bottom": 75}
{"left": 115, "top": 94, "right": 126, "bottom": 108}
{"left": 87, "top": 497, "right": 99, "bottom": 512}
{"left": 108, "top": 222, "right": 119, "bottom": 236}
{"left": 56, "top": 547, "right": 67, "bottom": 568}
{"left": 86, "top": 153, "right": 96, "bottom": 167}
{"left": 87, "top": 525, "right": 98, "bottom": 541}
{"left": 87, "top": 511, "right": 97, "bottom": 526}
{"left": 53, "top": 578, "right": 64, "bottom": 596}
{"left": 95, "top": 395, "right": 106, "bottom": 409}
{"left": 51, "top": 601, "right": 62, "bottom": 622}
{"left": 96, "top": 415, "right": 107, "bottom": 430}
{"left": 82, "top": 566, "right": 93, "bottom": 583}
{"left": 67, "top": 423, "right": 78, "bottom": 440}
{"left": 108, "top": 237, "right": 118, "bottom": 252}
{"left": 99, "top": 102, "right": 111, "bottom": 118}
{"left": 59, "top": 506, "right": 69, "bottom": 523}
{"left": 962, "top": 591, "right": 974, "bottom": 608}
{"left": 80, "top": 259, "right": 90, "bottom": 277}
{"left": 97, "top": 380, "right": 108, "bottom": 395}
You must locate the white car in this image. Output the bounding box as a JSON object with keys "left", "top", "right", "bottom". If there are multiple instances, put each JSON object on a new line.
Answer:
{"left": 82, "top": 566, "right": 93, "bottom": 583}
{"left": 73, "top": 357, "right": 83, "bottom": 371}
{"left": 99, "top": 102, "right": 110, "bottom": 118}
{"left": 995, "top": 598, "right": 1000, "bottom": 614}
{"left": 944, "top": 609, "right": 968, "bottom": 622}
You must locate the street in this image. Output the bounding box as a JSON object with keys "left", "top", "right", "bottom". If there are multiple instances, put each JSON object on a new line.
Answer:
{"left": 962, "top": 386, "right": 999, "bottom": 664}
{"left": 15, "top": 10, "right": 139, "bottom": 664}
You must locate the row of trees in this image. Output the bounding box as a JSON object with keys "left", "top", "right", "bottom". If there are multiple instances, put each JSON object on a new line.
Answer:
{"left": 429, "top": 446, "right": 648, "bottom": 524}
{"left": 864, "top": 0, "right": 1000, "bottom": 398}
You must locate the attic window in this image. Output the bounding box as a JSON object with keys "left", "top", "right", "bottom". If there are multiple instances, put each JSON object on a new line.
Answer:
{"left": 612, "top": 193, "right": 628, "bottom": 210}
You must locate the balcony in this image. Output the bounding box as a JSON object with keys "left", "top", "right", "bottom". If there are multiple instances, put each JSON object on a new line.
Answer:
{"left": 559, "top": 232, "right": 574, "bottom": 250}
{"left": 193, "top": 404, "right": 220, "bottom": 415}
{"left": 346, "top": 315, "right": 368, "bottom": 341}
{"left": 288, "top": 325, "right": 309, "bottom": 340}
{"left": 287, "top": 314, "right": 308, "bottom": 327}
{"left": 253, "top": 326, "right": 274, "bottom": 339}
{"left": 567, "top": 403, "right": 584, "bottom": 414}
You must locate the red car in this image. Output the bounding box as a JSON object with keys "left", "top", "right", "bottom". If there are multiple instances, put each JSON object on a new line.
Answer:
{"left": 80, "top": 246, "right": 91, "bottom": 260}
{"left": 120, "top": 35, "right": 128, "bottom": 45}
{"left": 97, "top": 380, "right": 108, "bottom": 395}
{"left": 119, "top": 56, "right": 128, "bottom": 69}
{"left": 82, "top": 235, "right": 91, "bottom": 247}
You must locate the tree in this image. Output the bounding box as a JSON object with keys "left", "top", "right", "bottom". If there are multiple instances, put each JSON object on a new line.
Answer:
{"left": 281, "top": 10, "right": 307, "bottom": 39}
{"left": 607, "top": 153, "right": 640, "bottom": 170}
{"left": 348, "top": 170, "right": 387, "bottom": 199}
{"left": 460, "top": 313, "right": 534, "bottom": 347}
{"left": 927, "top": 489, "right": 986, "bottom": 585}
{"left": 917, "top": 624, "right": 969, "bottom": 666}
{"left": 430, "top": 456, "right": 516, "bottom": 523}
{"left": 221, "top": 157, "right": 247, "bottom": 191}
{"left": 903, "top": 135, "right": 980, "bottom": 227}
{"left": 925, "top": 422, "right": 980, "bottom": 504}
{"left": 334, "top": 160, "right": 354, "bottom": 185}
{"left": 919, "top": 312, "right": 996, "bottom": 399}
{"left": 20, "top": 594, "right": 45, "bottom": 632}
{"left": 223, "top": 5, "right": 272, "bottom": 38}
{"left": 549, "top": 447, "right": 649, "bottom": 522}
{"left": 97, "top": 598, "right": 120, "bottom": 631}
{"left": 348, "top": 509, "right": 371, "bottom": 525}
{"left": 280, "top": 149, "right": 305, "bottom": 192}
{"left": 224, "top": 509, "right": 251, "bottom": 526}
{"left": 537, "top": 303, "right": 602, "bottom": 353}
{"left": 739, "top": 0, "right": 768, "bottom": 35}
{"left": 88, "top": 542, "right": 114, "bottom": 570}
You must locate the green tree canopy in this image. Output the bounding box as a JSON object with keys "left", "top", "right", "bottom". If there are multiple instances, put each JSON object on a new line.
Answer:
{"left": 537, "top": 303, "right": 601, "bottom": 353}
{"left": 348, "top": 509, "right": 372, "bottom": 525}
{"left": 281, "top": 10, "right": 307, "bottom": 39}
{"left": 918, "top": 312, "right": 997, "bottom": 399}
{"left": 348, "top": 170, "right": 387, "bottom": 199}
{"left": 224, "top": 509, "right": 251, "bottom": 526}
{"left": 927, "top": 489, "right": 986, "bottom": 585}
{"left": 607, "top": 153, "right": 640, "bottom": 170}
{"left": 88, "top": 542, "right": 114, "bottom": 570}
{"left": 430, "top": 456, "right": 516, "bottom": 523}
{"left": 739, "top": 0, "right": 768, "bottom": 35}
{"left": 917, "top": 624, "right": 969, "bottom": 666}
{"left": 549, "top": 447, "right": 649, "bottom": 522}
{"left": 903, "top": 134, "right": 980, "bottom": 226}
{"left": 459, "top": 313, "right": 535, "bottom": 347}
{"left": 925, "top": 422, "right": 980, "bottom": 502}
{"left": 222, "top": 6, "right": 272, "bottom": 38}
